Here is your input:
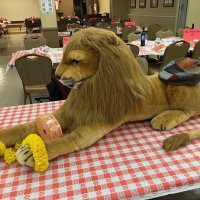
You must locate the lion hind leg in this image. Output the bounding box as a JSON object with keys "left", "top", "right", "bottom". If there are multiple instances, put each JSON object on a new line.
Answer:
{"left": 151, "top": 110, "right": 194, "bottom": 131}
{"left": 163, "top": 128, "right": 200, "bottom": 152}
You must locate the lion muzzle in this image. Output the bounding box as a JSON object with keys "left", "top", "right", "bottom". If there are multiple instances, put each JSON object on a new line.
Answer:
{"left": 59, "top": 77, "right": 83, "bottom": 89}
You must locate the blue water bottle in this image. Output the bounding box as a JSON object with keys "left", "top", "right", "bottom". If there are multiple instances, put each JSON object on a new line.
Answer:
{"left": 140, "top": 27, "right": 146, "bottom": 46}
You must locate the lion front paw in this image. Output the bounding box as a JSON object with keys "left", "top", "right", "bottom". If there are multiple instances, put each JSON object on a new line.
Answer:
{"left": 151, "top": 116, "right": 177, "bottom": 131}
{"left": 16, "top": 144, "right": 35, "bottom": 167}
{"left": 163, "top": 133, "right": 190, "bottom": 152}
{"left": 19, "top": 134, "right": 49, "bottom": 172}
{"left": 151, "top": 110, "right": 191, "bottom": 131}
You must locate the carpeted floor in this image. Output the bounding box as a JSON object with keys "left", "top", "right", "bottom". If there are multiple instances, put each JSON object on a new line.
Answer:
{"left": 0, "top": 30, "right": 46, "bottom": 107}
{"left": 0, "top": 33, "right": 25, "bottom": 107}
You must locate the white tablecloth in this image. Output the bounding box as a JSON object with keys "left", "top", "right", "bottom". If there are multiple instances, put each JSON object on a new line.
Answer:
{"left": 130, "top": 37, "right": 195, "bottom": 56}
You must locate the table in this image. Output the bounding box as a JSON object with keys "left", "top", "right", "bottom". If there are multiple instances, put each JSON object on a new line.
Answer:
{"left": 0, "top": 23, "right": 7, "bottom": 28}
{"left": 7, "top": 46, "right": 63, "bottom": 70}
{"left": 130, "top": 37, "right": 196, "bottom": 56}
{"left": 6, "top": 23, "right": 23, "bottom": 31}
{"left": 1, "top": 101, "right": 200, "bottom": 199}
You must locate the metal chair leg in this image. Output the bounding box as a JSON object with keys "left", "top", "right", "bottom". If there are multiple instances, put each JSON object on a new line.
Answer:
{"left": 24, "top": 94, "right": 27, "bottom": 105}
{"left": 28, "top": 94, "right": 32, "bottom": 104}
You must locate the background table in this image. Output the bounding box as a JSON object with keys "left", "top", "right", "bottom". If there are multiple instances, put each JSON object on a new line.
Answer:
{"left": 7, "top": 46, "right": 63, "bottom": 70}
{"left": 130, "top": 37, "right": 195, "bottom": 56}
{"left": 1, "top": 101, "right": 200, "bottom": 199}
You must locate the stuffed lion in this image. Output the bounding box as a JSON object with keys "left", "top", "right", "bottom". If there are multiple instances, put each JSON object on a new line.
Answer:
{"left": 0, "top": 27, "right": 200, "bottom": 171}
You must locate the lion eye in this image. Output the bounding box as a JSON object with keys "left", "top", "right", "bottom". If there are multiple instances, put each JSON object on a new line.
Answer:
{"left": 72, "top": 59, "right": 80, "bottom": 65}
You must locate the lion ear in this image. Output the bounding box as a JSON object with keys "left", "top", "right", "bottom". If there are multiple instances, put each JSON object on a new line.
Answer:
{"left": 106, "top": 31, "right": 119, "bottom": 46}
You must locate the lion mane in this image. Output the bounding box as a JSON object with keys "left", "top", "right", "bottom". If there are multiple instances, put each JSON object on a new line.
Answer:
{"left": 57, "top": 28, "right": 150, "bottom": 130}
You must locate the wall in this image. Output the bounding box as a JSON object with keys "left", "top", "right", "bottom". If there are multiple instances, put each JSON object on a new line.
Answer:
{"left": 99, "top": 0, "right": 110, "bottom": 13}
{"left": 59, "top": 0, "right": 110, "bottom": 17}
{"left": 58, "top": 0, "right": 74, "bottom": 16}
{"left": 186, "top": 0, "right": 200, "bottom": 28}
{"left": 38, "top": 0, "right": 57, "bottom": 28}
{"left": 38, "top": 0, "right": 59, "bottom": 47}
{"left": 127, "top": 0, "right": 180, "bottom": 32}
{"left": 0, "top": 0, "right": 40, "bottom": 21}
{"left": 111, "top": 0, "right": 128, "bottom": 19}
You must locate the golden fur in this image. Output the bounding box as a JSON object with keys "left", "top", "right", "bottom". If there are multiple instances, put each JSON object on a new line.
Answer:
{"left": 1, "top": 27, "right": 200, "bottom": 170}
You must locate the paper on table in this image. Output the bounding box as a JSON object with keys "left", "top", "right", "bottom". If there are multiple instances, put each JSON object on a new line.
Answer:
{"left": 152, "top": 44, "right": 166, "bottom": 52}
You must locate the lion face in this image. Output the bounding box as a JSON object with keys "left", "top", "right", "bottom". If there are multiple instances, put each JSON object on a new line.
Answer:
{"left": 55, "top": 49, "right": 99, "bottom": 89}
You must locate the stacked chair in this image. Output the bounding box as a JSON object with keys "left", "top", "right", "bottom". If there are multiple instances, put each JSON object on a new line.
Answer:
{"left": 25, "top": 18, "right": 42, "bottom": 33}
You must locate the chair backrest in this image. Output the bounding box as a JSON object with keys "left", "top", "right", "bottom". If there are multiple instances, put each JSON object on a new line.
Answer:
{"left": 102, "top": 18, "right": 112, "bottom": 25}
{"left": 67, "top": 23, "right": 80, "bottom": 30}
{"left": 147, "top": 24, "right": 161, "bottom": 40}
{"left": 192, "top": 40, "right": 200, "bottom": 59}
{"left": 0, "top": 28, "right": 3, "bottom": 37}
{"left": 24, "top": 37, "right": 47, "bottom": 50}
{"left": 161, "top": 40, "right": 190, "bottom": 68}
{"left": 128, "top": 32, "right": 141, "bottom": 42}
{"left": 129, "top": 44, "right": 139, "bottom": 57}
{"left": 122, "top": 26, "right": 136, "bottom": 42}
{"left": 156, "top": 30, "right": 174, "bottom": 39}
{"left": 15, "top": 54, "right": 52, "bottom": 87}
{"left": 57, "top": 23, "right": 67, "bottom": 32}
{"left": 93, "top": 18, "right": 102, "bottom": 27}
{"left": 85, "top": 20, "right": 93, "bottom": 27}
{"left": 111, "top": 22, "right": 123, "bottom": 28}
{"left": 74, "top": 28, "right": 80, "bottom": 33}
{"left": 136, "top": 57, "right": 148, "bottom": 75}
{"left": 177, "top": 28, "right": 184, "bottom": 38}
{"left": 104, "top": 27, "right": 117, "bottom": 34}
{"left": 96, "top": 22, "right": 110, "bottom": 28}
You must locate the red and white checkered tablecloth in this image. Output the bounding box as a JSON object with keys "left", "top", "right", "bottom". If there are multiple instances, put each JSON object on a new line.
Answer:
{"left": 1, "top": 101, "right": 200, "bottom": 199}
{"left": 7, "top": 50, "right": 33, "bottom": 69}
{"left": 7, "top": 46, "right": 63, "bottom": 70}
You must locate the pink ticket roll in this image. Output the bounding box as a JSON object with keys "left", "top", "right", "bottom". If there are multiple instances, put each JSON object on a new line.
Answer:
{"left": 35, "top": 114, "right": 63, "bottom": 141}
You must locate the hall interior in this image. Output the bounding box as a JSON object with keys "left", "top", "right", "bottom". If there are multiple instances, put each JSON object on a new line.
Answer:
{"left": 0, "top": 1, "right": 200, "bottom": 199}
